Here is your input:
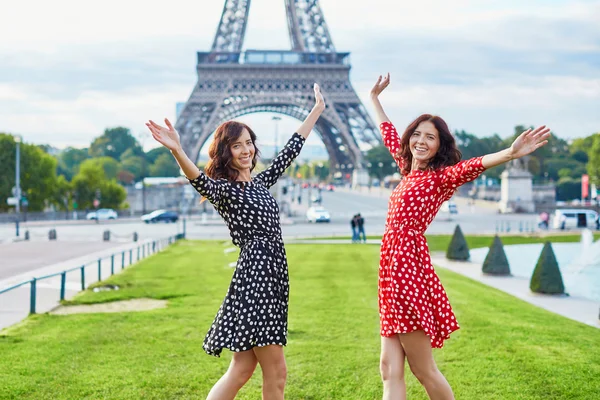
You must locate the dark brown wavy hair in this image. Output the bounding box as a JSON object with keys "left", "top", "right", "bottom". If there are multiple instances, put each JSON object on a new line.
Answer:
{"left": 204, "top": 121, "right": 260, "bottom": 181}
{"left": 398, "top": 114, "right": 462, "bottom": 176}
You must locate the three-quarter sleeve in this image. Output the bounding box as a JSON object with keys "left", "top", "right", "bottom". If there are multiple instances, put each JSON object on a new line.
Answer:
{"left": 441, "top": 156, "right": 486, "bottom": 189}
{"left": 188, "top": 172, "right": 224, "bottom": 205}
{"left": 255, "top": 133, "right": 305, "bottom": 189}
{"left": 380, "top": 122, "right": 404, "bottom": 170}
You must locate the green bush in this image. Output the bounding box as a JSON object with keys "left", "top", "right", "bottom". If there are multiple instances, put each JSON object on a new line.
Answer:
{"left": 482, "top": 235, "right": 511, "bottom": 275}
{"left": 446, "top": 225, "right": 469, "bottom": 261}
{"left": 530, "top": 242, "right": 565, "bottom": 294}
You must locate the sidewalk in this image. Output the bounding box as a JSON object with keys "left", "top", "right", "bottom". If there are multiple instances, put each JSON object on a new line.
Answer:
{"left": 0, "top": 239, "right": 160, "bottom": 331}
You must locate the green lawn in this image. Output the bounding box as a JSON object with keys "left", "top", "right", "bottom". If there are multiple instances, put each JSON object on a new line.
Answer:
{"left": 0, "top": 240, "right": 599, "bottom": 399}
{"left": 302, "top": 233, "right": 600, "bottom": 252}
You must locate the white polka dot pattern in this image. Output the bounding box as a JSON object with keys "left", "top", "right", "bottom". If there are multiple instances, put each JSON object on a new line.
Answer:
{"left": 378, "top": 122, "right": 486, "bottom": 348}
{"left": 188, "top": 133, "right": 305, "bottom": 356}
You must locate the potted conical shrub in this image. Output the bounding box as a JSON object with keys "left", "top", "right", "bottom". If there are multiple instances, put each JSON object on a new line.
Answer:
{"left": 530, "top": 242, "right": 565, "bottom": 294}
{"left": 482, "top": 236, "right": 511, "bottom": 275}
{"left": 446, "top": 225, "right": 469, "bottom": 261}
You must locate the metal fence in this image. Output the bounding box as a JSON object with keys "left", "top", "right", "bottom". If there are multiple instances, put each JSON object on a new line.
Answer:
{"left": 0, "top": 233, "right": 185, "bottom": 315}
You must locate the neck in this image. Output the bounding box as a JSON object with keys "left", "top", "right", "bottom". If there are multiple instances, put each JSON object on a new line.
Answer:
{"left": 411, "top": 159, "right": 429, "bottom": 171}
{"left": 236, "top": 169, "right": 252, "bottom": 182}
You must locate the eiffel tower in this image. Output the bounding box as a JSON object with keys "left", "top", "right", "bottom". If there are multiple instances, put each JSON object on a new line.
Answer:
{"left": 175, "top": 0, "right": 381, "bottom": 177}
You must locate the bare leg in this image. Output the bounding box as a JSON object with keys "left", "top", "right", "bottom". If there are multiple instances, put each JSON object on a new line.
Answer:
{"left": 206, "top": 350, "right": 258, "bottom": 400}
{"left": 399, "top": 330, "right": 454, "bottom": 400}
{"left": 380, "top": 335, "right": 407, "bottom": 400}
{"left": 253, "top": 345, "right": 287, "bottom": 400}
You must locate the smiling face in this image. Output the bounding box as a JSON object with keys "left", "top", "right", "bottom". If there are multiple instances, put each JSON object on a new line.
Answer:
{"left": 409, "top": 121, "right": 440, "bottom": 168}
{"left": 229, "top": 128, "right": 255, "bottom": 172}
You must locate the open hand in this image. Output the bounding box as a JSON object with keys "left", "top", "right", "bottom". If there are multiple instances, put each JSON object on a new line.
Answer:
{"left": 146, "top": 118, "right": 181, "bottom": 152}
{"left": 370, "top": 73, "right": 390, "bottom": 98}
{"left": 510, "top": 125, "right": 551, "bottom": 159}
{"left": 314, "top": 83, "right": 325, "bottom": 111}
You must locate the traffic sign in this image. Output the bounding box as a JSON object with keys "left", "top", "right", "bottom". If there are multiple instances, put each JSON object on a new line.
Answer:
{"left": 7, "top": 197, "right": 18, "bottom": 206}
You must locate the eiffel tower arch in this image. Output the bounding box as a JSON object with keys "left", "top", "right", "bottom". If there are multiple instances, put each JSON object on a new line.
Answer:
{"left": 175, "top": 0, "right": 381, "bottom": 176}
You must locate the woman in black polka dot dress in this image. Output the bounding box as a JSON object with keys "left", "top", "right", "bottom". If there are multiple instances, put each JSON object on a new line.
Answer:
{"left": 146, "top": 83, "right": 325, "bottom": 400}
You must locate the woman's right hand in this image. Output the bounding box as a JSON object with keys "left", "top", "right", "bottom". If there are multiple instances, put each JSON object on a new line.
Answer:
{"left": 370, "top": 73, "right": 391, "bottom": 99}
{"left": 146, "top": 118, "right": 182, "bottom": 152}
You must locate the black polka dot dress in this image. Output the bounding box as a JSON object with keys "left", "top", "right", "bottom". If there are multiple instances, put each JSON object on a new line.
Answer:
{"left": 189, "top": 133, "right": 305, "bottom": 357}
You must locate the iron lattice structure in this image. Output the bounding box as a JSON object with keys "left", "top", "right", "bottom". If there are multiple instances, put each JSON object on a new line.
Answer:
{"left": 176, "top": 0, "right": 381, "bottom": 173}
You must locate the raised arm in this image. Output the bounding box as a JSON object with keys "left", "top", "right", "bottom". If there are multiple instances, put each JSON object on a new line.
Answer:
{"left": 146, "top": 119, "right": 199, "bottom": 179}
{"left": 146, "top": 118, "right": 222, "bottom": 203}
{"left": 370, "top": 73, "right": 392, "bottom": 125}
{"left": 481, "top": 125, "right": 551, "bottom": 169}
{"left": 296, "top": 83, "right": 326, "bottom": 139}
{"left": 255, "top": 84, "right": 325, "bottom": 188}
{"left": 370, "top": 74, "right": 403, "bottom": 168}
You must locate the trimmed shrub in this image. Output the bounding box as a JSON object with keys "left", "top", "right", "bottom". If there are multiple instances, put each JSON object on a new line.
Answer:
{"left": 482, "top": 235, "right": 511, "bottom": 276}
{"left": 530, "top": 242, "right": 565, "bottom": 294}
{"left": 446, "top": 225, "right": 469, "bottom": 261}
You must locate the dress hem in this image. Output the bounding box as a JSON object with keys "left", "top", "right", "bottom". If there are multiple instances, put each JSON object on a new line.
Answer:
{"left": 380, "top": 326, "right": 459, "bottom": 349}
{"left": 204, "top": 340, "right": 288, "bottom": 358}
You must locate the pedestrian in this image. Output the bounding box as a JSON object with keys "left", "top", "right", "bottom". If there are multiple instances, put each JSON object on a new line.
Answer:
{"left": 351, "top": 214, "right": 358, "bottom": 243}
{"left": 357, "top": 213, "right": 366, "bottom": 243}
{"left": 370, "top": 73, "right": 551, "bottom": 399}
{"left": 146, "top": 83, "right": 325, "bottom": 400}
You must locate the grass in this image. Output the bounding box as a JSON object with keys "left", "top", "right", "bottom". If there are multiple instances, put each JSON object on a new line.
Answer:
{"left": 301, "top": 233, "right": 600, "bottom": 252}
{"left": 0, "top": 240, "right": 599, "bottom": 399}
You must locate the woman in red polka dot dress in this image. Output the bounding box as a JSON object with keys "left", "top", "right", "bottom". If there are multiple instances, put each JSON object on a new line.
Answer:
{"left": 370, "top": 73, "right": 551, "bottom": 400}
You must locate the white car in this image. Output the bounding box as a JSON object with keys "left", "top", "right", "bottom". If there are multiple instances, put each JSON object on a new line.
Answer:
{"left": 552, "top": 209, "right": 598, "bottom": 230}
{"left": 440, "top": 201, "right": 458, "bottom": 214}
{"left": 86, "top": 208, "right": 118, "bottom": 220}
{"left": 306, "top": 206, "right": 330, "bottom": 223}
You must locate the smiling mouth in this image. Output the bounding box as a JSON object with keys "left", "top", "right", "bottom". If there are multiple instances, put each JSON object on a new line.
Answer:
{"left": 413, "top": 147, "right": 428, "bottom": 153}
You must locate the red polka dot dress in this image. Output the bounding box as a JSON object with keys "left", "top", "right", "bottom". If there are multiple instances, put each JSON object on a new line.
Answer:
{"left": 378, "top": 122, "right": 486, "bottom": 348}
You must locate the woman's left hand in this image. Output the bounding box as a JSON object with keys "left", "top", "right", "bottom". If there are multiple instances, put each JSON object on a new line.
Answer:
{"left": 510, "top": 125, "right": 551, "bottom": 159}
{"left": 313, "top": 83, "right": 325, "bottom": 112}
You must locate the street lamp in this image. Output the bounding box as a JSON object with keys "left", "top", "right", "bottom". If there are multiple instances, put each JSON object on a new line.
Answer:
{"left": 14, "top": 134, "right": 22, "bottom": 214}
{"left": 272, "top": 116, "right": 282, "bottom": 158}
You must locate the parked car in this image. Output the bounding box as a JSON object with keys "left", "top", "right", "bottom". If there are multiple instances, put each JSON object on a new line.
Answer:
{"left": 141, "top": 210, "right": 179, "bottom": 223}
{"left": 306, "top": 206, "right": 330, "bottom": 223}
{"left": 327, "top": 184, "right": 335, "bottom": 192}
{"left": 86, "top": 208, "right": 118, "bottom": 220}
{"left": 552, "top": 209, "right": 598, "bottom": 230}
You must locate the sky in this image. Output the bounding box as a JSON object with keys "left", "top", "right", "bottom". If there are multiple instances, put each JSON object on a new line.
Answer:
{"left": 1, "top": 0, "right": 599, "bottom": 152}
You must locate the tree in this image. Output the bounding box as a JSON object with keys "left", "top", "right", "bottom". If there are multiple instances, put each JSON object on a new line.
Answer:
{"left": 0, "top": 134, "right": 61, "bottom": 212}
{"left": 145, "top": 147, "right": 172, "bottom": 164}
{"left": 556, "top": 177, "right": 581, "bottom": 201}
{"left": 78, "top": 157, "right": 120, "bottom": 180}
{"left": 366, "top": 145, "right": 396, "bottom": 179}
{"left": 71, "top": 162, "right": 127, "bottom": 210}
{"left": 149, "top": 153, "right": 181, "bottom": 177}
{"left": 71, "top": 163, "right": 105, "bottom": 210}
{"left": 56, "top": 147, "right": 89, "bottom": 181}
{"left": 51, "top": 175, "right": 72, "bottom": 211}
{"left": 89, "top": 127, "right": 142, "bottom": 160}
{"left": 587, "top": 135, "right": 600, "bottom": 187}
{"left": 121, "top": 155, "right": 147, "bottom": 181}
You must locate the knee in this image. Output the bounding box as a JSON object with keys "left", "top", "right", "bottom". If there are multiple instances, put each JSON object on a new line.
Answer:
{"left": 380, "top": 357, "right": 403, "bottom": 383}
{"left": 263, "top": 361, "right": 287, "bottom": 387}
{"left": 229, "top": 360, "right": 257, "bottom": 386}
{"left": 408, "top": 362, "right": 438, "bottom": 385}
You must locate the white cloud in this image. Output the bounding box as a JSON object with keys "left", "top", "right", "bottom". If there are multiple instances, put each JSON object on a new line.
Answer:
{"left": 1, "top": 0, "right": 599, "bottom": 151}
